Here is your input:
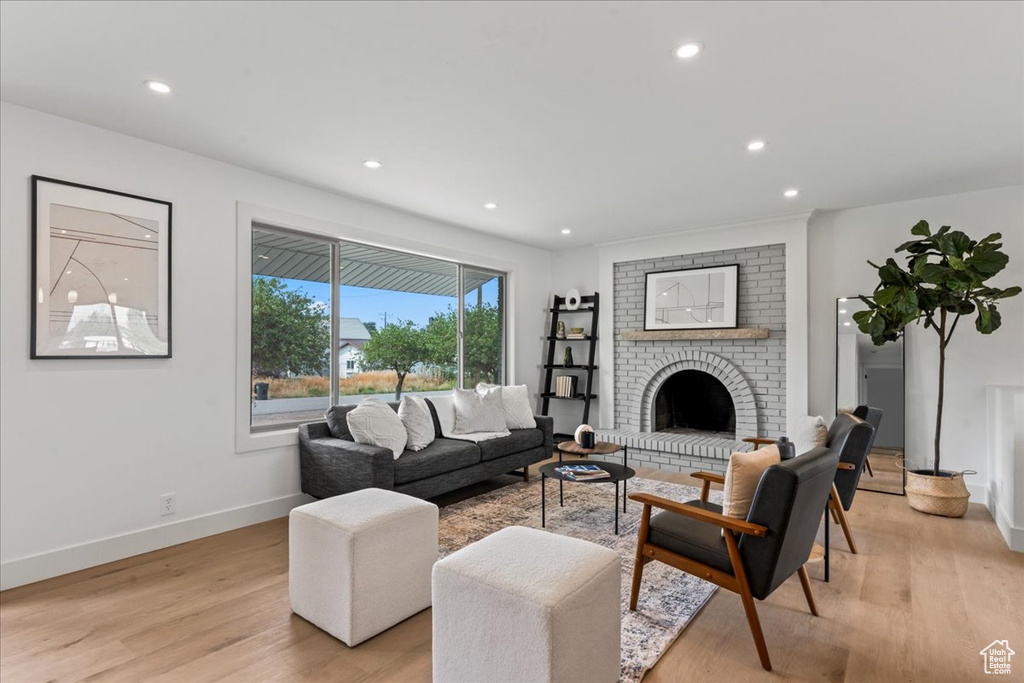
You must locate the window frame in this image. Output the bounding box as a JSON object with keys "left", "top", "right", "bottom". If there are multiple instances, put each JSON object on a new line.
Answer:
{"left": 235, "top": 202, "right": 514, "bottom": 453}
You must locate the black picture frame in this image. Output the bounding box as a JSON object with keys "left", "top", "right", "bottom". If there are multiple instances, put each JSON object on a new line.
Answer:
{"left": 31, "top": 175, "right": 173, "bottom": 359}
{"left": 643, "top": 264, "right": 739, "bottom": 331}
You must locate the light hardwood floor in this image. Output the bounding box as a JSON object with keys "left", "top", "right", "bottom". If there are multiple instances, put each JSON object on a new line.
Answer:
{"left": 2, "top": 461, "right": 1021, "bottom": 682}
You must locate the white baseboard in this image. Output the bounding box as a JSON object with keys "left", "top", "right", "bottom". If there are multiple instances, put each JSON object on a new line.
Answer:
{"left": 0, "top": 492, "right": 312, "bottom": 591}
{"left": 967, "top": 483, "right": 990, "bottom": 506}
{"left": 987, "top": 494, "right": 1024, "bottom": 554}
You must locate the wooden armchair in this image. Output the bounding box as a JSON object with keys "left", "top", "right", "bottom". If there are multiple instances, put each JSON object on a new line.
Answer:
{"left": 629, "top": 447, "right": 840, "bottom": 671}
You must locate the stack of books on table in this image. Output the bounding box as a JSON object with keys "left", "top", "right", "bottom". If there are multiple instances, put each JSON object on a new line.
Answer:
{"left": 554, "top": 464, "right": 611, "bottom": 481}
{"left": 555, "top": 375, "right": 578, "bottom": 398}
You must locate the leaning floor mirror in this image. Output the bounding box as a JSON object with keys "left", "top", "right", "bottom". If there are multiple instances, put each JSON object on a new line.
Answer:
{"left": 836, "top": 297, "right": 906, "bottom": 495}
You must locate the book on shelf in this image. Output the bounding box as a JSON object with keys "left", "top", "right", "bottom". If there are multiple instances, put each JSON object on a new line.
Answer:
{"left": 565, "top": 333, "right": 587, "bottom": 340}
{"left": 555, "top": 375, "right": 578, "bottom": 398}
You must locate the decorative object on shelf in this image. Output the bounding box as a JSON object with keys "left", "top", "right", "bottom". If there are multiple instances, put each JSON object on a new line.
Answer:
{"left": 563, "top": 346, "right": 574, "bottom": 367}
{"left": 556, "top": 320, "right": 566, "bottom": 339}
{"left": 574, "top": 423, "right": 594, "bottom": 445}
{"left": 644, "top": 264, "right": 738, "bottom": 331}
{"left": 570, "top": 327, "right": 584, "bottom": 335}
{"left": 564, "top": 288, "right": 581, "bottom": 310}
{"left": 31, "top": 176, "right": 172, "bottom": 358}
{"left": 855, "top": 220, "right": 1020, "bottom": 517}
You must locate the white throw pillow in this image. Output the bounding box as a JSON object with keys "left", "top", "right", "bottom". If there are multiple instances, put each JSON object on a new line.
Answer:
{"left": 792, "top": 415, "right": 828, "bottom": 456}
{"left": 453, "top": 387, "right": 506, "bottom": 434}
{"left": 346, "top": 398, "right": 408, "bottom": 460}
{"left": 399, "top": 395, "right": 435, "bottom": 452}
{"left": 478, "top": 383, "right": 535, "bottom": 430}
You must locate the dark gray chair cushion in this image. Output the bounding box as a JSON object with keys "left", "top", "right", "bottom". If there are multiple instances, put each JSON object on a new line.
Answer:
{"left": 393, "top": 438, "right": 481, "bottom": 485}
{"left": 477, "top": 429, "right": 545, "bottom": 462}
{"left": 648, "top": 500, "right": 733, "bottom": 575}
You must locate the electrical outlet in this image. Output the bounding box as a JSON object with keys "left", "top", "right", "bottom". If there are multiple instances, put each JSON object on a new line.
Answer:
{"left": 160, "top": 493, "right": 176, "bottom": 517}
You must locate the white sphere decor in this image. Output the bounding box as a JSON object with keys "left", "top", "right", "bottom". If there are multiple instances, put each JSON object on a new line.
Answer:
{"left": 565, "top": 289, "right": 581, "bottom": 310}
{"left": 574, "top": 423, "right": 594, "bottom": 443}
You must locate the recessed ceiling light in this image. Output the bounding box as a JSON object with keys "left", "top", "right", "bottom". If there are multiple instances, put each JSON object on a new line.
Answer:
{"left": 843, "top": 322, "right": 852, "bottom": 327}
{"left": 839, "top": 309, "right": 847, "bottom": 314}
{"left": 561, "top": 228, "right": 571, "bottom": 235}
{"left": 66, "top": 270, "right": 72, "bottom": 275}
{"left": 362, "top": 159, "right": 382, "bottom": 170}
{"left": 784, "top": 188, "right": 799, "bottom": 198}
{"left": 746, "top": 140, "right": 766, "bottom": 152}
{"left": 145, "top": 234, "right": 151, "bottom": 239}
{"left": 675, "top": 42, "right": 703, "bottom": 59}
{"left": 145, "top": 80, "right": 172, "bottom": 94}
{"left": 483, "top": 202, "right": 498, "bottom": 210}
{"left": 124, "top": 277, "right": 129, "bottom": 281}
{"left": 839, "top": 297, "right": 848, "bottom": 302}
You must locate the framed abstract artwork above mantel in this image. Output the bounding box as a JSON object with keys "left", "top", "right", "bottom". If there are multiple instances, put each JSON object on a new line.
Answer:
{"left": 31, "top": 176, "right": 172, "bottom": 358}
{"left": 644, "top": 264, "right": 739, "bottom": 331}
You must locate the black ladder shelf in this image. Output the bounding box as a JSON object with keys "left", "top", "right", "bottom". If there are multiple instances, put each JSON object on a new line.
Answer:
{"left": 541, "top": 293, "right": 599, "bottom": 428}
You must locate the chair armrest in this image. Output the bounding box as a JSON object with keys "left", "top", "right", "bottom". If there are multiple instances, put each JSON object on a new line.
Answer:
{"left": 691, "top": 471, "right": 725, "bottom": 502}
{"left": 691, "top": 471, "right": 725, "bottom": 485}
{"left": 629, "top": 492, "right": 768, "bottom": 537}
{"left": 298, "top": 428, "right": 395, "bottom": 499}
{"left": 742, "top": 437, "right": 776, "bottom": 446}
{"left": 837, "top": 462, "right": 857, "bottom": 471}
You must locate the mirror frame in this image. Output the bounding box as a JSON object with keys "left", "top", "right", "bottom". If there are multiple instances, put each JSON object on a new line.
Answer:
{"left": 835, "top": 296, "right": 907, "bottom": 496}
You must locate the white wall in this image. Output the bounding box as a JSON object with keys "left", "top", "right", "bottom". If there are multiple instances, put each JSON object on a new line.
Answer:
{"left": 836, "top": 335, "right": 859, "bottom": 410}
{"left": 0, "top": 102, "right": 552, "bottom": 589}
{"left": 808, "top": 186, "right": 1024, "bottom": 504}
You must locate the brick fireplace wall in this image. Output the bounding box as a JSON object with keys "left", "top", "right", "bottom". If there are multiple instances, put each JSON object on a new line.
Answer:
{"left": 613, "top": 243, "right": 787, "bottom": 438}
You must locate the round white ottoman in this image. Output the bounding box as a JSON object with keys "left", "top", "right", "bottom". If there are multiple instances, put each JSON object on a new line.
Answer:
{"left": 432, "top": 525, "right": 621, "bottom": 683}
{"left": 289, "top": 488, "right": 439, "bottom": 646}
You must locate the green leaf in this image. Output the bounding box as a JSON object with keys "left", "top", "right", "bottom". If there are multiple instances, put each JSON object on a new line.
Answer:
{"left": 873, "top": 286, "right": 900, "bottom": 306}
{"left": 947, "top": 255, "right": 965, "bottom": 271}
{"left": 994, "top": 286, "right": 1022, "bottom": 299}
{"left": 966, "top": 249, "right": 1009, "bottom": 276}
{"left": 910, "top": 220, "right": 931, "bottom": 236}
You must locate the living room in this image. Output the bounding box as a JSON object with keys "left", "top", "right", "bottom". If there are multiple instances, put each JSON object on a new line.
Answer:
{"left": 1, "top": 2, "right": 1022, "bottom": 682}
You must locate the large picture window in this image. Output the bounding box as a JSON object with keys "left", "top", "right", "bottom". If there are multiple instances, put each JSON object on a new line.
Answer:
{"left": 249, "top": 224, "right": 506, "bottom": 431}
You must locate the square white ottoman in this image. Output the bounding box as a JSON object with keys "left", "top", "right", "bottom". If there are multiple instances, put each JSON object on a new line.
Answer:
{"left": 432, "top": 525, "right": 621, "bottom": 683}
{"left": 289, "top": 488, "right": 438, "bottom": 646}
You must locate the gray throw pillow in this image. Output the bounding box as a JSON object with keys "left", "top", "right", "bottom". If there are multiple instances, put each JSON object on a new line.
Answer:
{"left": 452, "top": 387, "right": 506, "bottom": 434}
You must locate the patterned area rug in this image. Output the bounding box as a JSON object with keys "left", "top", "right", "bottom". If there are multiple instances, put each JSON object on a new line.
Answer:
{"left": 438, "top": 475, "right": 722, "bottom": 682}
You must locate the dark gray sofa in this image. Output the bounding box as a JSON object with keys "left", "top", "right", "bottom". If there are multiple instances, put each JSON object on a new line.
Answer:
{"left": 299, "top": 399, "right": 554, "bottom": 500}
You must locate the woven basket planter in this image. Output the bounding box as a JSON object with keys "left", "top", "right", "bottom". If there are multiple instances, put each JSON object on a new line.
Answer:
{"left": 906, "top": 470, "right": 970, "bottom": 518}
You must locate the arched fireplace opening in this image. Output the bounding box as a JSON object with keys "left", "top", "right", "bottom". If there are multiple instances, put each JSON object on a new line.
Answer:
{"left": 654, "top": 370, "right": 736, "bottom": 434}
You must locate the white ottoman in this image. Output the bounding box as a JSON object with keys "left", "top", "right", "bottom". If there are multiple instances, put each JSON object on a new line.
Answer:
{"left": 289, "top": 488, "right": 438, "bottom": 646}
{"left": 432, "top": 525, "right": 621, "bottom": 683}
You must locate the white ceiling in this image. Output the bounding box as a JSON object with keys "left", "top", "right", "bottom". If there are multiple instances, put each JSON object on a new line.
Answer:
{"left": 2, "top": 1, "right": 1022, "bottom": 249}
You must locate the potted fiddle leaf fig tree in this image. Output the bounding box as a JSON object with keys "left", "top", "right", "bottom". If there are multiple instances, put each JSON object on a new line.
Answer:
{"left": 855, "top": 221, "right": 1020, "bottom": 517}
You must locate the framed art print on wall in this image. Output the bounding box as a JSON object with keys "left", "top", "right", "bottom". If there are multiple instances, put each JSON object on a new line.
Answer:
{"left": 644, "top": 264, "right": 739, "bottom": 331}
{"left": 31, "top": 176, "right": 172, "bottom": 358}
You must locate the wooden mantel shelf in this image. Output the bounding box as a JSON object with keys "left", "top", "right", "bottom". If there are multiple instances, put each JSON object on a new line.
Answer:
{"left": 622, "top": 328, "right": 770, "bottom": 341}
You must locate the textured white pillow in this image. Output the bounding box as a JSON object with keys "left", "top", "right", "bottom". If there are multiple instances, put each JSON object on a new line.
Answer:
{"left": 399, "top": 395, "right": 435, "bottom": 452}
{"left": 346, "top": 398, "right": 408, "bottom": 460}
{"left": 792, "top": 414, "right": 828, "bottom": 456}
{"left": 478, "top": 383, "right": 535, "bottom": 430}
{"left": 453, "top": 387, "right": 506, "bottom": 434}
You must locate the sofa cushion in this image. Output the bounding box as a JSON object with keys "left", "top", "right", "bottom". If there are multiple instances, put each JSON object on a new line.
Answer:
{"left": 453, "top": 387, "right": 507, "bottom": 434}
{"left": 399, "top": 395, "right": 435, "bottom": 451}
{"left": 477, "top": 428, "right": 544, "bottom": 462}
{"left": 325, "top": 401, "right": 401, "bottom": 440}
{"left": 346, "top": 399, "right": 408, "bottom": 460}
{"left": 394, "top": 439, "right": 481, "bottom": 485}
{"left": 648, "top": 500, "right": 734, "bottom": 575}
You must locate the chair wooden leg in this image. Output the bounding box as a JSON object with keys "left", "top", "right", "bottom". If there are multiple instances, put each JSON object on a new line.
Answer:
{"left": 829, "top": 503, "right": 840, "bottom": 525}
{"left": 724, "top": 531, "right": 771, "bottom": 671}
{"left": 797, "top": 565, "right": 819, "bottom": 616}
{"left": 865, "top": 457, "right": 874, "bottom": 477}
{"left": 523, "top": 466, "right": 530, "bottom": 482}
{"left": 629, "top": 504, "right": 652, "bottom": 611}
{"left": 831, "top": 484, "right": 858, "bottom": 554}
